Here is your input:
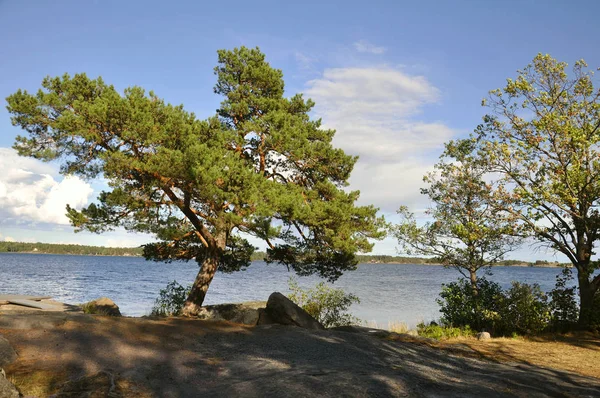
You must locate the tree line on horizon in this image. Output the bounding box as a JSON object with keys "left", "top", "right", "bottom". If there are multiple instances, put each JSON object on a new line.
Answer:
{"left": 6, "top": 48, "right": 600, "bottom": 328}
{"left": 0, "top": 241, "right": 567, "bottom": 267}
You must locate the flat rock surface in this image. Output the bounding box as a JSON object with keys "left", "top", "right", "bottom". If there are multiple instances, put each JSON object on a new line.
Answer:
{"left": 1, "top": 314, "right": 599, "bottom": 397}
{"left": 0, "top": 335, "right": 17, "bottom": 367}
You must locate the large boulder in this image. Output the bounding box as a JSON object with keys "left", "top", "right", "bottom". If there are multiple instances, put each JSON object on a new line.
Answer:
{"left": 263, "top": 292, "right": 324, "bottom": 330}
{"left": 196, "top": 301, "right": 266, "bottom": 325}
{"left": 0, "top": 336, "right": 17, "bottom": 367}
{"left": 82, "top": 298, "right": 121, "bottom": 317}
{"left": 0, "top": 369, "right": 21, "bottom": 398}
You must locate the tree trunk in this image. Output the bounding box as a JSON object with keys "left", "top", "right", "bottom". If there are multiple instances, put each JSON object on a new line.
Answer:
{"left": 577, "top": 273, "right": 596, "bottom": 329}
{"left": 181, "top": 232, "right": 226, "bottom": 316}
{"left": 181, "top": 253, "right": 219, "bottom": 315}
{"left": 469, "top": 269, "right": 478, "bottom": 297}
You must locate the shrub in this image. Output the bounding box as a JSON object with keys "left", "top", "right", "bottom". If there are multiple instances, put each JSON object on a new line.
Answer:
{"left": 287, "top": 277, "right": 361, "bottom": 327}
{"left": 438, "top": 278, "right": 554, "bottom": 336}
{"left": 437, "top": 278, "right": 504, "bottom": 332}
{"left": 498, "top": 282, "right": 550, "bottom": 335}
{"left": 549, "top": 267, "right": 578, "bottom": 331}
{"left": 417, "top": 321, "right": 473, "bottom": 340}
{"left": 151, "top": 280, "right": 191, "bottom": 316}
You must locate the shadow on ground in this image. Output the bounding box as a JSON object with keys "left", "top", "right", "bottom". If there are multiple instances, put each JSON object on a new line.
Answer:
{"left": 1, "top": 313, "right": 600, "bottom": 397}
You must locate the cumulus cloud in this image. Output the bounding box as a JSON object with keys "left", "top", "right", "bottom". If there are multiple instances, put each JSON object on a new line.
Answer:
{"left": 353, "top": 40, "right": 387, "bottom": 54}
{"left": 0, "top": 148, "right": 94, "bottom": 225}
{"left": 0, "top": 233, "right": 15, "bottom": 242}
{"left": 305, "top": 67, "right": 455, "bottom": 211}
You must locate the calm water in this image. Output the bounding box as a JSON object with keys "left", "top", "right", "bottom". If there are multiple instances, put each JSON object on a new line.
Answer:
{"left": 0, "top": 253, "right": 572, "bottom": 327}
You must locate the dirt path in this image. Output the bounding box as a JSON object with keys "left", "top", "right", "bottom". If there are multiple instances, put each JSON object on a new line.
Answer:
{"left": 1, "top": 313, "right": 599, "bottom": 397}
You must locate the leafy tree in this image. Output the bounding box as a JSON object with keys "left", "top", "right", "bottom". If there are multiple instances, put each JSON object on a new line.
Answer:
{"left": 474, "top": 54, "right": 600, "bottom": 327}
{"left": 393, "top": 141, "right": 520, "bottom": 294}
{"left": 6, "top": 47, "right": 384, "bottom": 314}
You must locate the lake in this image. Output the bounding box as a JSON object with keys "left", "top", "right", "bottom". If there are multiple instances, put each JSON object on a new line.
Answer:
{"left": 0, "top": 253, "right": 572, "bottom": 328}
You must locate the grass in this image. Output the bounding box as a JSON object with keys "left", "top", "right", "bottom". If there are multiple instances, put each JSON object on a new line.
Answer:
{"left": 364, "top": 320, "right": 410, "bottom": 333}
{"left": 441, "top": 332, "right": 600, "bottom": 379}
{"left": 385, "top": 330, "right": 600, "bottom": 379}
{"left": 8, "top": 368, "right": 68, "bottom": 397}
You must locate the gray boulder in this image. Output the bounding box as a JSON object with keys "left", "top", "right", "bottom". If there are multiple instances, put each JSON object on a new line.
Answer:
{"left": 264, "top": 292, "right": 324, "bottom": 330}
{"left": 0, "top": 336, "right": 17, "bottom": 367}
{"left": 477, "top": 331, "right": 491, "bottom": 340}
{"left": 196, "top": 301, "right": 266, "bottom": 325}
{"left": 0, "top": 369, "right": 21, "bottom": 398}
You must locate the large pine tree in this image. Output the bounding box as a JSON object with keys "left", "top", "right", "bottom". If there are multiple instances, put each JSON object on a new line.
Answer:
{"left": 7, "top": 47, "right": 384, "bottom": 314}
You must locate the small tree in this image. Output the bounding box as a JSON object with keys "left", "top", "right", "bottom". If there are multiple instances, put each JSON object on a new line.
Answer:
{"left": 6, "top": 47, "right": 385, "bottom": 314}
{"left": 393, "top": 141, "right": 520, "bottom": 295}
{"left": 475, "top": 54, "right": 600, "bottom": 328}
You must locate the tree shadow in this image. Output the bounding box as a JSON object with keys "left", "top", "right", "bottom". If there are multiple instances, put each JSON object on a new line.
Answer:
{"left": 1, "top": 315, "right": 600, "bottom": 397}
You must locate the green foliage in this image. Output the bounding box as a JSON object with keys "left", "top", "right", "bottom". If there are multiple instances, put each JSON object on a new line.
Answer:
{"left": 438, "top": 278, "right": 554, "bottom": 336}
{"left": 417, "top": 322, "right": 474, "bottom": 340}
{"left": 151, "top": 281, "right": 191, "bottom": 316}
{"left": 7, "top": 46, "right": 385, "bottom": 306}
{"left": 500, "top": 282, "right": 551, "bottom": 335}
{"left": 438, "top": 278, "right": 504, "bottom": 332}
{"left": 549, "top": 267, "right": 579, "bottom": 330}
{"left": 471, "top": 54, "right": 600, "bottom": 327}
{"left": 393, "top": 141, "right": 520, "bottom": 292}
{"left": 287, "top": 277, "right": 361, "bottom": 327}
{"left": 0, "top": 241, "right": 142, "bottom": 256}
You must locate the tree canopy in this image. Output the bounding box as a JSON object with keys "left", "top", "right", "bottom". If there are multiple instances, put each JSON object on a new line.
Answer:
{"left": 473, "top": 54, "right": 600, "bottom": 327}
{"left": 393, "top": 140, "right": 520, "bottom": 292}
{"left": 6, "top": 46, "right": 385, "bottom": 313}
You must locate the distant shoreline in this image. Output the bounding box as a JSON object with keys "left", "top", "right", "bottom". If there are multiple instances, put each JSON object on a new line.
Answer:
{"left": 0, "top": 250, "right": 567, "bottom": 268}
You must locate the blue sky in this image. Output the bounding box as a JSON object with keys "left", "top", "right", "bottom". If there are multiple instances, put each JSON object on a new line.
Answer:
{"left": 0, "top": 0, "right": 598, "bottom": 261}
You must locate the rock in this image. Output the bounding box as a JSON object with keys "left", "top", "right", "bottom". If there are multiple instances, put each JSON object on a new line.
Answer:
{"left": 256, "top": 308, "right": 275, "bottom": 325}
{"left": 0, "top": 336, "right": 17, "bottom": 367}
{"left": 264, "top": 292, "right": 324, "bottom": 330}
{"left": 406, "top": 329, "right": 419, "bottom": 337}
{"left": 477, "top": 332, "right": 491, "bottom": 340}
{"left": 196, "top": 301, "right": 266, "bottom": 325}
{"left": 0, "top": 370, "right": 21, "bottom": 398}
{"left": 82, "top": 298, "right": 121, "bottom": 317}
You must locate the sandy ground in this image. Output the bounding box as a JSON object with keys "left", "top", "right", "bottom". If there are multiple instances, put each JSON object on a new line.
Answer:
{"left": 1, "top": 312, "right": 600, "bottom": 397}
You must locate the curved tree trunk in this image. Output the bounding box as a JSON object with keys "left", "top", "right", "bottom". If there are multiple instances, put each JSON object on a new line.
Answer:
{"left": 181, "top": 253, "right": 220, "bottom": 315}
{"left": 181, "top": 232, "right": 227, "bottom": 316}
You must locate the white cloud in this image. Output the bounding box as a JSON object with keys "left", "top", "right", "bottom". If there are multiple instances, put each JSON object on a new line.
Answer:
{"left": 305, "top": 67, "right": 455, "bottom": 211}
{"left": 0, "top": 232, "right": 16, "bottom": 242}
{"left": 353, "top": 40, "right": 387, "bottom": 55}
{"left": 0, "top": 148, "right": 94, "bottom": 225}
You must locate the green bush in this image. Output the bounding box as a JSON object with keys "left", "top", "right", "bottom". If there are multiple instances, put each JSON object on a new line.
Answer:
{"left": 438, "top": 278, "right": 504, "bottom": 332}
{"left": 417, "top": 322, "right": 473, "bottom": 340}
{"left": 287, "top": 277, "right": 361, "bottom": 327}
{"left": 151, "top": 280, "right": 191, "bottom": 316}
{"left": 549, "top": 267, "right": 578, "bottom": 331}
{"left": 498, "top": 282, "right": 550, "bottom": 335}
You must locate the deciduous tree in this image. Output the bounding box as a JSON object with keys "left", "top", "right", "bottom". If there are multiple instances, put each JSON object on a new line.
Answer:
{"left": 475, "top": 54, "right": 600, "bottom": 327}
{"left": 393, "top": 140, "right": 520, "bottom": 294}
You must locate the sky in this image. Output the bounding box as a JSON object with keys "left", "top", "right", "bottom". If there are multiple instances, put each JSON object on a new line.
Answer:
{"left": 0, "top": 0, "right": 598, "bottom": 261}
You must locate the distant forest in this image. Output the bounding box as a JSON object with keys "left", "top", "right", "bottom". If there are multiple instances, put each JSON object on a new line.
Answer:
{"left": 0, "top": 241, "right": 566, "bottom": 267}
{"left": 0, "top": 241, "right": 142, "bottom": 257}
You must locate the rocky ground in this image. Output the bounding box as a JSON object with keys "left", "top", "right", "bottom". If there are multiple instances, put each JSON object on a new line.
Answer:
{"left": 1, "top": 312, "right": 599, "bottom": 397}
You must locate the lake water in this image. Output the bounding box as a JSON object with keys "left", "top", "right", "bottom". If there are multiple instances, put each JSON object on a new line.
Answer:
{"left": 0, "top": 253, "right": 572, "bottom": 328}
